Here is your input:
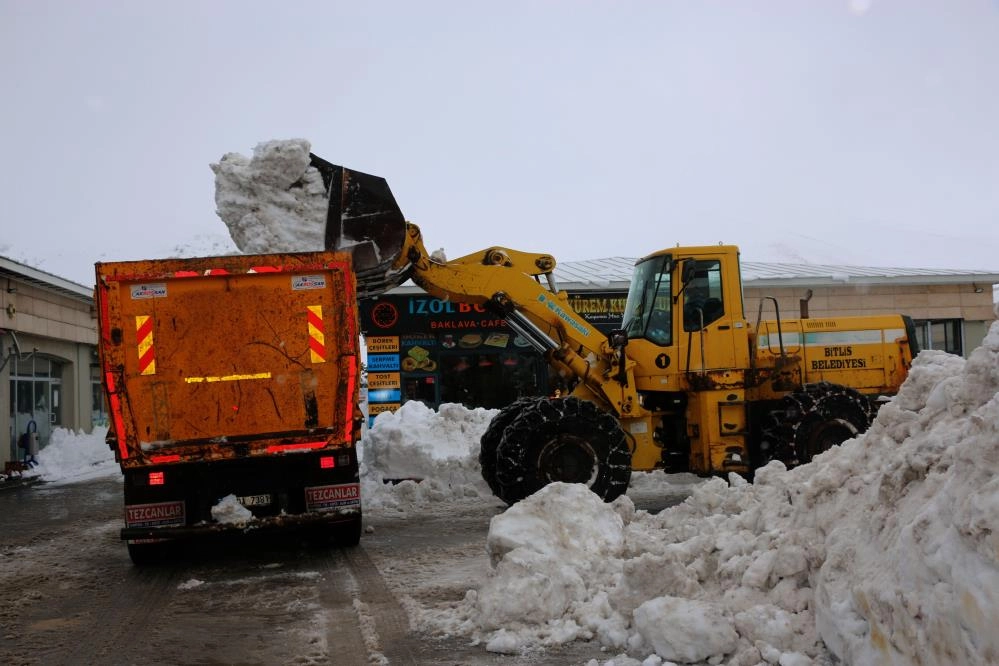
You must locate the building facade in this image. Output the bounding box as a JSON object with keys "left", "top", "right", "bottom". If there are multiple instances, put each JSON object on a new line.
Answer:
{"left": 1, "top": 258, "right": 100, "bottom": 469}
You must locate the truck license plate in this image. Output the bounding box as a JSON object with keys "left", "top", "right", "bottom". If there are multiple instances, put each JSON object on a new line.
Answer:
{"left": 238, "top": 494, "right": 272, "bottom": 507}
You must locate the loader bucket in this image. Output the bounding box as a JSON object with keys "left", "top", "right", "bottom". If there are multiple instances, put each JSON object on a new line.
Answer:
{"left": 309, "top": 154, "right": 408, "bottom": 293}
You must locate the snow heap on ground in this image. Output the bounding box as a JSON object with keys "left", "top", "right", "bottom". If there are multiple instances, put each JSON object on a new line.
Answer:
{"left": 409, "top": 325, "right": 999, "bottom": 666}
{"left": 358, "top": 400, "right": 498, "bottom": 510}
{"left": 210, "top": 139, "right": 329, "bottom": 254}
{"left": 18, "top": 426, "right": 118, "bottom": 485}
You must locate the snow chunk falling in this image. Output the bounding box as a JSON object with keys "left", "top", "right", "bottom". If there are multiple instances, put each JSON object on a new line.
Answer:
{"left": 210, "top": 139, "right": 329, "bottom": 254}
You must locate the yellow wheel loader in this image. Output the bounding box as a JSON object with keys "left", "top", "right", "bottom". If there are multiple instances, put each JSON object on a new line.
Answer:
{"left": 310, "top": 156, "right": 918, "bottom": 504}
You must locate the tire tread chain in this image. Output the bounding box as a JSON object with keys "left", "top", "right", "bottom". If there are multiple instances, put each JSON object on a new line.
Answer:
{"left": 760, "top": 381, "right": 875, "bottom": 467}
{"left": 484, "top": 396, "right": 631, "bottom": 504}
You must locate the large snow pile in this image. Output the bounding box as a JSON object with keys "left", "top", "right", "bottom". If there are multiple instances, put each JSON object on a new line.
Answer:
{"left": 358, "top": 400, "right": 498, "bottom": 510}
{"left": 21, "top": 426, "right": 118, "bottom": 485}
{"left": 210, "top": 138, "right": 329, "bottom": 254}
{"left": 408, "top": 326, "right": 999, "bottom": 666}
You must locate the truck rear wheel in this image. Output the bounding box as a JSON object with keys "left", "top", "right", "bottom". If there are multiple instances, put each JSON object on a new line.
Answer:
{"left": 760, "top": 382, "right": 875, "bottom": 467}
{"left": 334, "top": 516, "right": 362, "bottom": 546}
{"left": 310, "top": 515, "right": 362, "bottom": 547}
{"left": 493, "top": 396, "right": 631, "bottom": 505}
{"left": 479, "top": 397, "right": 544, "bottom": 497}
{"left": 127, "top": 540, "right": 172, "bottom": 565}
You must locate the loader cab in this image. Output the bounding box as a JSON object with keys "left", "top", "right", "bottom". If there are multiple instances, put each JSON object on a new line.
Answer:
{"left": 622, "top": 246, "right": 750, "bottom": 385}
{"left": 621, "top": 254, "right": 728, "bottom": 344}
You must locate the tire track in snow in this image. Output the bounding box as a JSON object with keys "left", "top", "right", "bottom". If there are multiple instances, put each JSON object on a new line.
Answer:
{"left": 339, "top": 544, "right": 419, "bottom": 665}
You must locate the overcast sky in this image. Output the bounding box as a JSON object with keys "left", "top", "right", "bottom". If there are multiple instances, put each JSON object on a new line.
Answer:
{"left": 3, "top": 1, "right": 998, "bottom": 286}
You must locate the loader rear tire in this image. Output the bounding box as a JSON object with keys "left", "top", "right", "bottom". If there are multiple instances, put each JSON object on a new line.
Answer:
{"left": 479, "top": 397, "right": 543, "bottom": 498}
{"left": 493, "top": 396, "right": 631, "bottom": 505}
{"left": 759, "top": 382, "right": 875, "bottom": 468}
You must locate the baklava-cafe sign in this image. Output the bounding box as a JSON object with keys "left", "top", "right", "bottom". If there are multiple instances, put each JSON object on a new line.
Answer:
{"left": 362, "top": 295, "right": 508, "bottom": 334}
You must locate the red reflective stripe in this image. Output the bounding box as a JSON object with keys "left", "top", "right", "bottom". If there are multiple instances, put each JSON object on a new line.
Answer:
{"left": 99, "top": 287, "right": 112, "bottom": 345}
{"left": 307, "top": 309, "right": 323, "bottom": 330}
{"left": 137, "top": 347, "right": 156, "bottom": 373}
{"left": 344, "top": 356, "right": 357, "bottom": 443}
{"left": 173, "top": 270, "right": 199, "bottom": 278}
{"left": 265, "top": 441, "right": 326, "bottom": 453}
{"left": 135, "top": 317, "right": 153, "bottom": 340}
{"left": 249, "top": 265, "right": 281, "bottom": 273}
{"left": 149, "top": 455, "right": 180, "bottom": 464}
{"left": 104, "top": 371, "right": 129, "bottom": 460}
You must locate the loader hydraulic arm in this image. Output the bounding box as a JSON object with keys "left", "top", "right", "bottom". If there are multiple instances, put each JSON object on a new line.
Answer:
{"left": 312, "top": 156, "right": 646, "bottom": 418}
{"left": 388, "top": 221, "right": 644, "bottom": 417}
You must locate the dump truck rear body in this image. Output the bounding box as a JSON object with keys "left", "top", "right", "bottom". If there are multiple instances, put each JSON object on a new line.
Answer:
{"left": 95, "top": 251, "right": 363, "bottom": 562}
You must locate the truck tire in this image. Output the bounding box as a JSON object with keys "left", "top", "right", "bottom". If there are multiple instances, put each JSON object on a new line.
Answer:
{"left": 493, "top": 396, "right": 631, "bottom": 505}
{"left": 310, "top": 515, "right": 362, "bottom": 548}
{"left": 759, "top": 382, "right": 875, "bottom": 468}
{"left": 479, "top": 397, "right": 544, "bottom": 497}
{"left": 127, "top": 540, "right": 171, "bottom": 565}
{"left": 334, "top": 515, "right": 363, "bottom": 547}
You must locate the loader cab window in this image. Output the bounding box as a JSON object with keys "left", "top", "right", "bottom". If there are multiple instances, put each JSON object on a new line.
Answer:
{"left": 682, "top": 260, "right": 724, "bottom": 332}
{"left": 622, "top": 256, "right": 673, "bottom": 346}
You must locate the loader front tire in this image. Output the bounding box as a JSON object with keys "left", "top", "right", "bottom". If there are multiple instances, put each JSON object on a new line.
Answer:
{"left": 480, "top": 397, "right": 544, "bottom": 498}
{"left": 493, "top": 396, "right": 631, "bottom": 505}
{"left": 759, "top": 382, "right": 875, "bottom": 468}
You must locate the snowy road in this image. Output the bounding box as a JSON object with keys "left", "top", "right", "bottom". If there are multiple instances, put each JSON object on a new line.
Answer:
{"left": 0, "top": 476, "right": 655, "bottom": 665}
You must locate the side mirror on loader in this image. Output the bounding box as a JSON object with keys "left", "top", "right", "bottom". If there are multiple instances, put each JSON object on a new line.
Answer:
{"left": 681, "top": 259, "right": 698, "bottom": 286}
{"left": 608, "top": 329, "right": 629, "bottom": 385}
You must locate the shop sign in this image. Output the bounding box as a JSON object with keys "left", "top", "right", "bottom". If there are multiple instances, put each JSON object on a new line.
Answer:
{"left": 367, "top": 336, "right": 400, "bottom": 353}
{"left": 368, "top": 372, "right": 401, "bottom": 389}
{"left": 367, "top": 354, "right": 400, "bottom": 371}
{"left": 566, "top": 292, "right": 627, "bottom": 329}
{"left": 368, "top": 388, "right": 402, "bottom": 403}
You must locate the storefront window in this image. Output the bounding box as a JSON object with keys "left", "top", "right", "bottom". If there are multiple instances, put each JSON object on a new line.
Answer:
{"left": 91, "top": 364, "right": 108, "bottom": 427}
{"left": 439, "top": 352, "right": 544, "bottom": 409}
{"left": 360, "top": 294, "right": 547, "bottom": 420}
{"left": 9, "top": 354, "right": 63, "bottom": 458}
{"left": 914, "top": 319, "right": 962, "bottom": 356}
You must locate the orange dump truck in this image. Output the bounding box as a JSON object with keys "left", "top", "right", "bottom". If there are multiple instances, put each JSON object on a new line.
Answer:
{"left": 95, "top": 251, "right": 364, "bottom": 564}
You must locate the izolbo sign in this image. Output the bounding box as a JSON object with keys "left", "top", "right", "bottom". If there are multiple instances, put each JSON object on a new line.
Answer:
{"left": 305, "top": 483, "right": 361, "bottom": 512}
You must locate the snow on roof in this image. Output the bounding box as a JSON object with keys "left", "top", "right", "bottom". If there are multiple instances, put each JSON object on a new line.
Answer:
{"left": 553, "top": 256, "right": 999, "bottom": 291}
{"left": 0, "top": 255, "right": 93, "bottom": 301}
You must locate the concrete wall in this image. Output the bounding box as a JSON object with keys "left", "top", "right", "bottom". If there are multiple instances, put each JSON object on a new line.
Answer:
{"left": 743, "top": 282, "right": 996, "bottom": 325}
{"left": 1, "top": 281, "right": 96, "bottom": 345}
{"left": 1, "top": 276, "right": 98, "bottom": 467}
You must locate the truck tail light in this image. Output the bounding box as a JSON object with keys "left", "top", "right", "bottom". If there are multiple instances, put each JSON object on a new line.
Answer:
{"left": 320, "top": 456, "right": 335, "bottom": 469}
{"left": 149, "top": 471, "right": 165, "bottom": 486}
